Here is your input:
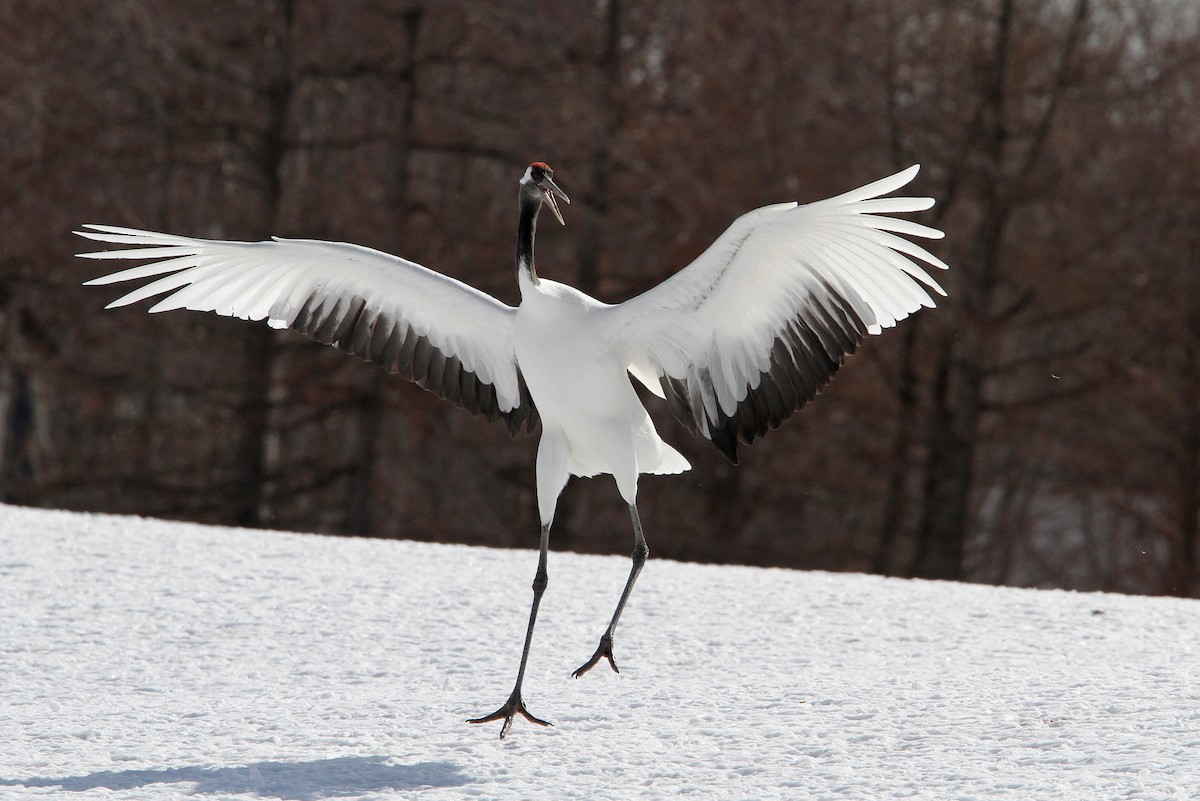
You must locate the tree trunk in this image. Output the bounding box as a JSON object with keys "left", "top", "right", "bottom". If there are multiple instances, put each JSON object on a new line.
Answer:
{"left": 874, "top": 321, "right": 919, "bottom": 575}
{"left": 1172, "top": 248, "right": 1200, "bottom": 596}
{"left": 910, "top": 0, "right": 1013, "bottom": 581}
{"left": 576, "top": 0, "right": 622, "bottom": 296}
{"left": 233, "top": 0, "right": 296, "bottom": 528}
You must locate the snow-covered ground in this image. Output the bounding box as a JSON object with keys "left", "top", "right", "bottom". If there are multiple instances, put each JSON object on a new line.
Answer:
{"left": 2, "top": 504, "right": 1197, "bottom": 800}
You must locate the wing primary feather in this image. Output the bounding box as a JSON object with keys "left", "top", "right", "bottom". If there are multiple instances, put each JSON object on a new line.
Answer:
{"left": 312, "top": 295, "right": 351, "bottom": 343}
{"left": 290, "top": 292, "right": 322, "bottom": 334}
{"left": 788, "top": 321, "right": 836, "bottom": 399}
{"left": 459, "top": 364, "right": 478, "bottom": 411}
{"left": 757, "top": 371, "right": 788, "bottom": 429}
{"left": 393, "top": 326, "right": 419, "bottom": 377}
{"left": 709, "top": 420, "right": 740, "bottom": 464}
{"left": 348, "top": 303, "right": 379, "bottom": 356}
{"left": 81, "top": 254, "right": 204, "bottom": 283}
{"left": 661, "top": 376, "right": 700, "bottom": 435}
{"left": 851, "top": 197, "right": 935, "bottom": 215}
{"left": 769, "top": 340, "right": 802, "bottom": 410}
{"left": 410, "top": 336, "right": 434, "bottom": 385}
{"left": 860, "top": 216, "right": 944, "bottom": 241}
{"left": 423, "top": 349, "right": 447, "bottom": 394}
{"left": 332, "top": 297, "right": 369, "bottom": 349}
{"left": 804, "top": 297, "right": 857, "bottom": 360}
{"left": 370, "top": 319, "right": 399, "bottom": 368}
{"left": 822, "top": 164, "right": 920, "bottom": 205}
{"left": 477, "top": 381, "right": 499, "bottom": 421}
{"left": 442, "top": 356, "right": 464, "bottom": 405}
{"left": 746, "top": 382, "right": 771, "bottom": 438}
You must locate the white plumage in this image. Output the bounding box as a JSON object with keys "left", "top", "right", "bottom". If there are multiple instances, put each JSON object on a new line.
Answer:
{"left": 80, "top": 161, "right": 947, "bottom": 737}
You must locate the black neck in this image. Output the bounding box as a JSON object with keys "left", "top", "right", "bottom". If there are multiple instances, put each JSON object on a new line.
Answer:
{"left": 517, "top": 192, "right": 540, "bottom": 286}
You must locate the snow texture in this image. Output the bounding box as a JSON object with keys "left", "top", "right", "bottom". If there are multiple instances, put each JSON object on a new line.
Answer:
{"left": 2, "top": 503, "right": 1198, "bottom": 800}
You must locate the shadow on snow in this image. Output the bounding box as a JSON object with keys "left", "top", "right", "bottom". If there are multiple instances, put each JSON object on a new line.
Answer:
{"left": 1, "top": 755, "right": 470, "bottom": 799}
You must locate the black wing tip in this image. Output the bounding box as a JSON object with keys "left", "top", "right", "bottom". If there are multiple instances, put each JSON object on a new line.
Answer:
{"left": 505, "top": 409, "right": 540, "bottom": 438}
{"left": 710, "top": 425, "right": 740, "bottom": 464}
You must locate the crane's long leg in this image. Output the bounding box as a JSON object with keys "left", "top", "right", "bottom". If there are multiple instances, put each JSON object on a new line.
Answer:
{"left": 470, "top": 432, "right": 568, "bottom": 738}
{"left": 467, "top": 521, "right": 554, "bottom": 738}
{"left": 573, "top": 502, "right": 647, "bottom": 678}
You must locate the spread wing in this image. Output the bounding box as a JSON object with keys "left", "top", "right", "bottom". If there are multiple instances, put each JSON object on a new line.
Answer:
{"left": 607, "top": 165, "right": 946, "bottom": 462}
{"left": 78, "top": 225, "right": 539, "bottom": 435}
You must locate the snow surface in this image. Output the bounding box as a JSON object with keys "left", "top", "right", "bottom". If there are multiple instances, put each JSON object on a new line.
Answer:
{"left": 2, "top": 504, "right": 1198, "bottom": 800}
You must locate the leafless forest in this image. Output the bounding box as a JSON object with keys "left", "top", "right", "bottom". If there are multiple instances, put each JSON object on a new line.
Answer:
{"left": 2, "top": 0, "right": 1198, "bottom": 596}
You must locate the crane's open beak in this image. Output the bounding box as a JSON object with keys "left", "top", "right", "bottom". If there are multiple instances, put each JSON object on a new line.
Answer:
{"left": 542, "top": 178, "right": 570, "bottom": 225}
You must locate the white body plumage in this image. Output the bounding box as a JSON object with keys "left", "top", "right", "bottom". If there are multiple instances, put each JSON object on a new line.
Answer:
{"left": 514, "top": 276, "right": 690, "bottom": 522}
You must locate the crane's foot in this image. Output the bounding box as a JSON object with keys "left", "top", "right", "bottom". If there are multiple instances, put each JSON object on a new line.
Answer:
{"left": 468, "top": 690, "right": 552, "bottom": 739}
{"left": 572, "top": 633, "right": 620, "bottom": 678}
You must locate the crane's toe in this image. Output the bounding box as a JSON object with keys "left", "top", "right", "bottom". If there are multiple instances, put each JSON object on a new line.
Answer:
{"left": 572, "top": 633, "right": 620, "bottom": 678}
{"left": 468, "top": 690, "right": 552, "bottom": 738}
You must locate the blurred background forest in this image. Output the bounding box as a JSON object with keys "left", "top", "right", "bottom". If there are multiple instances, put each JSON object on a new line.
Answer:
{"left": 2, "top": 0, "right": 1199, "bottom": 597}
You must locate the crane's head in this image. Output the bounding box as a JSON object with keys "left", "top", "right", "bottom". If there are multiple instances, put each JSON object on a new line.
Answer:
{"left": 522, "top": 162, "right": 570, "bottom": 225}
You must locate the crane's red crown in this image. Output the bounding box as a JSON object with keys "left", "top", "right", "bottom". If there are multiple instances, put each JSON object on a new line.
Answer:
{"left": 530, "top": 161, "right": 551, "bottom": 171}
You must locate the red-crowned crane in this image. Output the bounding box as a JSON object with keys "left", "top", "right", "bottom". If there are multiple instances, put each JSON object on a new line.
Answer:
{"left": 79, "top": 161, "right": 947, "bottom": 737}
